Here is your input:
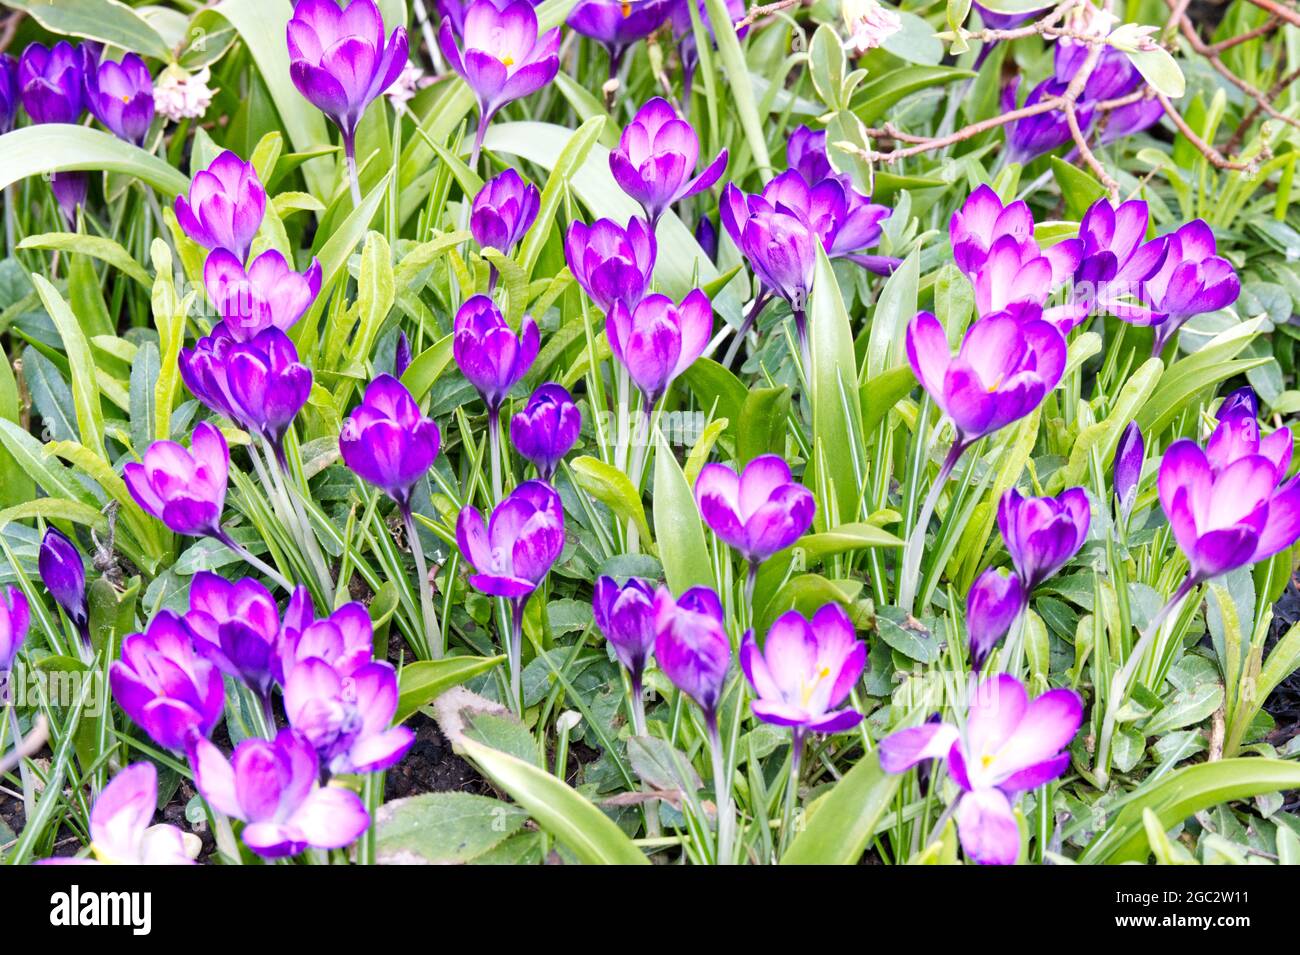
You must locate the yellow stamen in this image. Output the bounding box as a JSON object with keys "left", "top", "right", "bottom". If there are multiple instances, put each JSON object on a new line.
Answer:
{"left": 621, "top": 1, "right": 632, "bottom": 16}
{"left": 799, "top": 666, "right": 833, "bottom": 707}
{"left": 501, "top": 53, "right": 515, "bottom": 66}
{"left": 986, "top": 373, "right": 1004, "bottom": 393}
{"left": 981, "top": 754, "right": 994, "bottom": 769}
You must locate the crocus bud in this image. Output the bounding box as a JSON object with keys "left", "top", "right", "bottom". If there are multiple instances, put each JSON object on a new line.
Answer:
{"left": 694, "top": 455, "right": 815, "bottom": 566}
{"left": 456, "top": 480, "right": 565, "bottom": 598}
{"left": 453, "top": 295, "right": 540, "bottom": 411}
{"left": 470, "top": 168, "right": 540, "bottom": 256}
{"left": 997, "top": 487, "right": 1091, "bottom": 592}
{"left": 510, "top": 383, "right": 581, "bottom": 481}
{"left": 652, "top": 585, "right": 731, "bottom": 723}
{"left": 275, "top": 598, "right": 374, "bottom": 686}
{"left": 740, "top": 603, "right": 865, "bottom": 733}
{"left": 39, "top": 528, "right": 89, "bottom": 642}
{"left": 0, "top": 55, "right": 19, "bottom": 134}
{"left": 1139, "top": 220, "right": 1240, "bottom": 356}
{"left": 85, "top": 763, "right": 195, "bottom": 865}
{"left": 224, "top": 328, "right": 313, "bottom": 458}
{"left": 695, "top": 214, "right": 717, "bottom": 262}
{"left": 204, "top": 248, "right": 322, "bottom": 340}
{"left": 1113, "top": 421, "right": 1144, "bottom": 522}
{"left": 906, "top": 310, "right": 1067, "bottom": 451}
{"left": 84, "top": 51, "right": 154, "bottom": 146}
{"left": 394, "top": 330, "right": 413, "bottom": 379}
{"left": 609, "top": 97, "right": 727, "bottom": 226}
{"left": 719, "top": 203, "right": 816, "bottom": 310}
{"left": 124, "top": 422, "right": 230, "bottom": 538}
{"left": 49, "top": 172, "right": 89, "bottom": 228}
{"left": 189, "top": 728, "right": 370, "bottom": 858}
{"left": 182, "top": 572, "right": 282, "bottom": 697}
{"left": 592, "top": 576, "right": 655, "bottom": 687}
{"left": 284, "top": 659, "right": 414, "bottom": 774}
{"left": 18, "top": 41, "right": 84, "bottom": 124}
{"left": 110, "top": 610, "right": 225, "bottom": 751}
{"left": 339, "top": 374, "right": 442, "bottom": 513}
{"left": 607, "top": 290, "right": 712, "bottom": 405}
{"left": 286, "top": 0, "right": 408, "bottom": 152}
{"left": 966, "top": 567, "right": 1024, "bottom": 673}
{"left": 175, "top": 150, "right": 266, "bottom": 263}
{"left": 0, "top": 585, "right": 29, "bottom": 675}
{"left": 564, "top": 216, "right": 657, "bottom": 314}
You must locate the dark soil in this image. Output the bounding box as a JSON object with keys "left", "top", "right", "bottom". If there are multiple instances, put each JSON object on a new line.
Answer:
{"left": 384, "top": 712, "right": 491, "bottom": 801}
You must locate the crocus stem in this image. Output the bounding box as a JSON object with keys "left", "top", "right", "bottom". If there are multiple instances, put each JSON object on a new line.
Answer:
{"left": 629, "top": 674, "right": 648, "bottom": 738}
{"left": 508, "top": 598, "right": 526, "bottom": 715}
{"left": 403, "top": 505, "right": 445, "bottom": 659}
{"left": 1000, "top": 604, "right": 1029, "bottom": 677}
{"left": 1094, "top": 574, "right": 1196, "bottom": 786}
{"left": 343, "top": 130, "right": 362, "bottom": 207}
{"left": 214, "top": 529, "right": 292, "bottom": 591}
{"left": 793, "top": 308, "right": 811, "bottom": 375}
{"left": 265, "top": 438, "right": 333, "bottom": 592}
{"left": 706, "top": 715, "right": 735, "bottom": 865}
{"left": 743, "top": 562, "right": 758, "bottom": 631}
{"left": 628, "top": 401, "right": 654, "bottom": 492}
{"left": 4, "top": 185, "right": 15, "bottom": 257}
{"left": 260, "top": 688, "right": 277, "bottom": 736}
{"left": 487, "top": 407, "right": 504, "bottom": 505}
{"left": 779, "top": 728, "right": 804, "bottom": 856}
{"left": 410, "top": 0, "right": 444, "bottom": 71}
{"left": 897, "top": 441, "right": 967, "bottom": 613}
{"left": 470, "top": 111, "right": 491, "bottom": 171}
{"left": 718, "top": 290, "right": 772, "bottom": 369}
{"left": 4, "top": 684, "right": 35, "bottom": 822}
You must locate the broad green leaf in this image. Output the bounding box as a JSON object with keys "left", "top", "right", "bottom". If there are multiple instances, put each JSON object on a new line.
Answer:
{"left": 0, "top": 357, "right": 32, "bottom": 507}
{"left": 1136, "top": 318, "right": 1266, "bottom": 435}
{"left": 375, "top": 793, "right": 527, "bottom": 864}
{"left": 395, "top": 655, "right": 506, "bottom": 723}
{"left": 400, "top": 334, "right": 455, "bottom": 403}
{"left": 31, "top": 275, "right": 105, "bottom": 461}
{"left": 0, "top": 124, "right": 187, "bottom": 200}
{"left": 571, "top": 456, "right": 653, "bottom": 544}
{"left": 19, "top": 233, "right": 151, "bottom": 288}
{"left": 7, "top": 0, "right": 172, "bottom": 60}
{"left": 514, "top": 115, "right": 605, "bottom": 281}
{"left": 808, "top": 244, "right": 862, "bottom": 528}
{"left": 781, "top": 751, "right": 900, "bottom": 864}
{"left": 652, "top": 430, "right": 713, "bottom": 595}
{"left": 0, "top": 498, "right": 108, "bottom": 534}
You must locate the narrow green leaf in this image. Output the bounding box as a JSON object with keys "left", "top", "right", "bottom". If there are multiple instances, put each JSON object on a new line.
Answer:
{"left": 780, "top": 751, "right": 900, "bottom": 864}
{"left": 395, "top": 655, "right": 506, "bottom": 723}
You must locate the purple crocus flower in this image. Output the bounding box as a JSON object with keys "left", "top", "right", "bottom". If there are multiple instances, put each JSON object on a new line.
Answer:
{"left": 1056, "top": 41, "right": 1139, "bottom": 103}
{"left": 971, "top": 234, "right": 1087, "bottom": 333}
{"left": 787, "top": 125, "right": 833, "bottom": 183}
{"left": 84, "top": 51, "right": 154, "bottom": 146}
{"left": 438, "top": 0, "right": 561, "bottom": 162}
{"left": 740, "top": 603, "right": 865, "bottom": 734}
{"left": 175, "top": 151, "right": 267, "bottom": 263}
{"left": 182, "top": 571, "right": 282, "bottom": 697}
{"left": 189, "top": 728, "right": 370, "bottom": 858}
{"left": 39, "top": 527, "right": 89, "bottom": 644}
{"left": 1114, "top": 420, "right": 1144, "bottom": 523}
{"left": 722, "top": 206, "right": 816, "bottom": 337}
{"left": 339, "top": 374, "right": 442, "bottom": 514}
{"left": 1099, "top": 95, "right": 1163, "bottom": 145}
{"left": 284, "top": 659, "right": 414, "bottom": 774}
{"left": 564, "top": 216, "right": 657, "bottom": 314}
{"left": 18, "top": 41, "right": 84, "bottom": 124}
{"left": 110, "top": 610, "right": 225, "bottom": 751}
{"left": 275, "top": 596, "right": 375, "bottom": 686}
{"left": 286, "top": 0, "right": 408, "bottom": 168}
{"left": 453, "top": 295, "right": 540, "bottom": 412}
{"left": 609, "top": 97, "right": 728, "bottom": 227}
{"left": 0, "top": 586, "right": 29, "bottom": 675}
{"left": 695, "top": 214, "right": 717, "bottom": 261}
{"left": 82, "top": 763, "right": 195, "bottom": 865}
{"left": 606, "top": 290, "right": 712, "bottom": 405}
{"left": 966, "top": 567, "right": 1024, "bottom": 673}
{"left": 1158, "top": 392, "right": 1300, "bottom": 584}
{"left": 124, "top": 422, "right": 230, "bottom": 538}
{"left": 1138, "top": 220, "right": 1241, "bottom": 355}
{"left": 456, "top": 479, "right": 566, "bottom": 599}
{"left": 1002, "top": 77, "right": 1090, "bottom": 166}
{"left": 509, "top": 383, "right": 581, "bottom": 481}
{"left": 694, "top": 455, "right": 815, "bottom": 568}
{"left": 1073, "top": 198, "right": 1168, "bottom": 326}
{"left": 973, "top": 0, "right": 1049, "bottom": 28}
{"left": 880, "top": 673, "right": 1082, "bottom": 865}
{"left": 0, "top": 54, "right": 19, "bottom": 133}
{"left": 652, "top": 585, "right": 731, "bottom": 723}
{"left": 568, "top": 0, "right": 676, "bottom": 74}
{"left": 471, "top": 168, "right": 540, "bottom": 256}
{"left": 592, "top": 576, "right": 656, "bottom": 693}
{"left": 997, "top": 487, "right": 1091, "bottom": 592}
{"left": 438, "top": 0, "right": 540, "bottom": 35}
{"left": 394, "top": 330, "right": 413, "bottom": 378}
{"left": 204, "top": 248, "right": 322, "bottom": 340}
{"left": 949, "top": 185, "right": 1035, "bottom": 278}
{"left": 906, "top": 310, "right": 1067, "bottom": 457}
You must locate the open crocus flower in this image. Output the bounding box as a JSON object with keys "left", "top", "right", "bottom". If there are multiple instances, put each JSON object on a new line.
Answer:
{"left": 1072, "top": 198, "right": 1168, "bottom": 326}
{"left": 284, "top": 659, "right": 414, "bottom": 775}
{"left": 564, "top": 216, "right": 656, "bottom": 314}
{"left": 1207, "top": 388, "right": 1293, "bottom": 480}
{"left": 694, "top": 455, "right": 815, "bottom": 570}
{"left": 39, "top": 527, "right": 89, "bottom": 647}
{"left": 456, "top": 480, "right": 566, "bottom": 599}
{"left": 84, "top": 51, "right": 154, "bottom": 146}
{"left": 971, "top": 234, "right": 1087, "bottom": 334}
{"left": 275, "top": 597, "right": 374, "bottom": 686}
{"left": 286, "top": 0, "right": 408, "bottom": 178}
{"left": 110, "top": 610, "right": 225, "bottom": 751}
{"left": 510, "top": 383, "right": 581, "bottom": 481}
{"left": 568, "top": 0, "right": 676, "bottom": 74}
{"left": 607, "top": 290, "right": 712, "bottom": 406}
{"left": 740, "top": 603, "right": 865, "bottom": 735}
{"left": 1158, "top": 397, "right": 1300, "bottom": 586}
{"left": 438, "top": 0, "right": 561, "bottom": 162}
{"left": 175, "top": 151, "right": 267, "bottom": 263}
{"left": 339, "top": 374, "right": 442, "bottom": 514}
{"left": 182, "top": 572, "right": 282, "bottom": 698}
{"left": 949, "top": 185, "right": 1035, "bottom": 278}
{"left": 997, "top": 487, "right": 1091, "bottom": 592}
{"left": 189, "top": 728, "right": 370, "bottom": 859}
{"left": 1137, "top": 220, "right": 1241, "bottom": 355}
{"left": 68, "top": 763, "right": 196, "bottom": 865}
{"left": 966, "top": 567, "right": 1024, "bottom": 673}
{"left": 125, "top": 422, "right": 230, "bottom": 538}
{"left": 204, "top": 248, "right": 322, "bottom": 340}
{"left": 653, "top": 586, "right": 731, "bottom": 724}
{"left": 906, "top": 310, "right": 1067, "bottom": 456}
{"left": 470, "top": 168, "right": 540, "bottom": 256}
{"left": 880, "top": 674, "right": 1082, "bottom": 865}
{"left": 610, "top": 97, "right": 728, "bottom": 227}
{"left": 453, "top": 295, "right": 540, "bottom": 412}
{"left": 0, "top": 585, "right": 29, "bottom": 675}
